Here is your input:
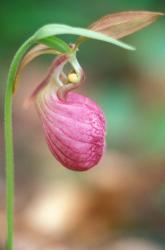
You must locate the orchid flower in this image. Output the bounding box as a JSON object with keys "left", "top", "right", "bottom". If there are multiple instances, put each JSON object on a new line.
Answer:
{"left": 35, "top": 53, "right": 106, "bottom": 171}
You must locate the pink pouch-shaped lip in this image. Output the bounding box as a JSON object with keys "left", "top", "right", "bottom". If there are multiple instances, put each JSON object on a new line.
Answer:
{"left": 37, "top": 91, "right": 106, "bottom": 171}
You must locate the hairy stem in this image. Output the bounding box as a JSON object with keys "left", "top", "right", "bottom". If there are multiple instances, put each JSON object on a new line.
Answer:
{"left": 4, "top": 36, "right": 34, "bottom": 250}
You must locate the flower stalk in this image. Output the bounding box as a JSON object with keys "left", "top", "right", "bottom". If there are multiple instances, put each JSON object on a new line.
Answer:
{"left": 4, "top": 36, "right": 34, "bottom": 250}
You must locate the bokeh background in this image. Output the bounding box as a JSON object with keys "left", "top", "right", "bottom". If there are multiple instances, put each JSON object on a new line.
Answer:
{"left": 0, "top": 0, "right": 165, "bottom": 249}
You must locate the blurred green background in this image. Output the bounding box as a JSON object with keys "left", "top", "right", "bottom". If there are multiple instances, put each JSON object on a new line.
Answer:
{"left": 0, "top": 0, "right": 165, "bottom": 249}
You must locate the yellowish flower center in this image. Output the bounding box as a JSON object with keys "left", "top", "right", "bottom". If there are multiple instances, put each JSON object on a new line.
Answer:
{"left": 67, "top": 73, "right": 79, "bottom": 83}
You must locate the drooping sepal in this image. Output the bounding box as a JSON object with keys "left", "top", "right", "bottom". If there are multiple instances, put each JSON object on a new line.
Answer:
{"left": 34, "top": 24, "right": 135, "bottom": 50}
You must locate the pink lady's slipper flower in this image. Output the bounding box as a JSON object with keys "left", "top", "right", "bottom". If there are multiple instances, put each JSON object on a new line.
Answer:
{"left": 31, "top": 52, "right": 106, "bottom": 171}
{"left": 17, "top": 12, "right": 162, "bottom": 172}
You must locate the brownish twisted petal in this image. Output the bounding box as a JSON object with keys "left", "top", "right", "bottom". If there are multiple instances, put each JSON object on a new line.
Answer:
{"left": 89, "top": 11, "right": 164, "bottom": 39}
{"left": 13, "top": 44, "right": 60, "bottom": 93}
{"left": 76, "top": 11, "right": 163, "bottom": 46}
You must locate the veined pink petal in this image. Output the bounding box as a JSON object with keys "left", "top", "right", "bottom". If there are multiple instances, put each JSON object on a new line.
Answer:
{"left": 37, "top": 91, "right": 106, "bottom": 171}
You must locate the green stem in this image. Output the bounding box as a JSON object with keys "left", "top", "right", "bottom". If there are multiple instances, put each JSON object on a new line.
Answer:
{"left": 4, "top": 36, "right": 34, "bottom": 250}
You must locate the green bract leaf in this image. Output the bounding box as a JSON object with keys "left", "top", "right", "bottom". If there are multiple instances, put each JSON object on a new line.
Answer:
{"left": 39, "top": 36, "right": 71, "bottom": 54}
{"left": 33, "top": 24, "right": 135, "bottom": 50}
